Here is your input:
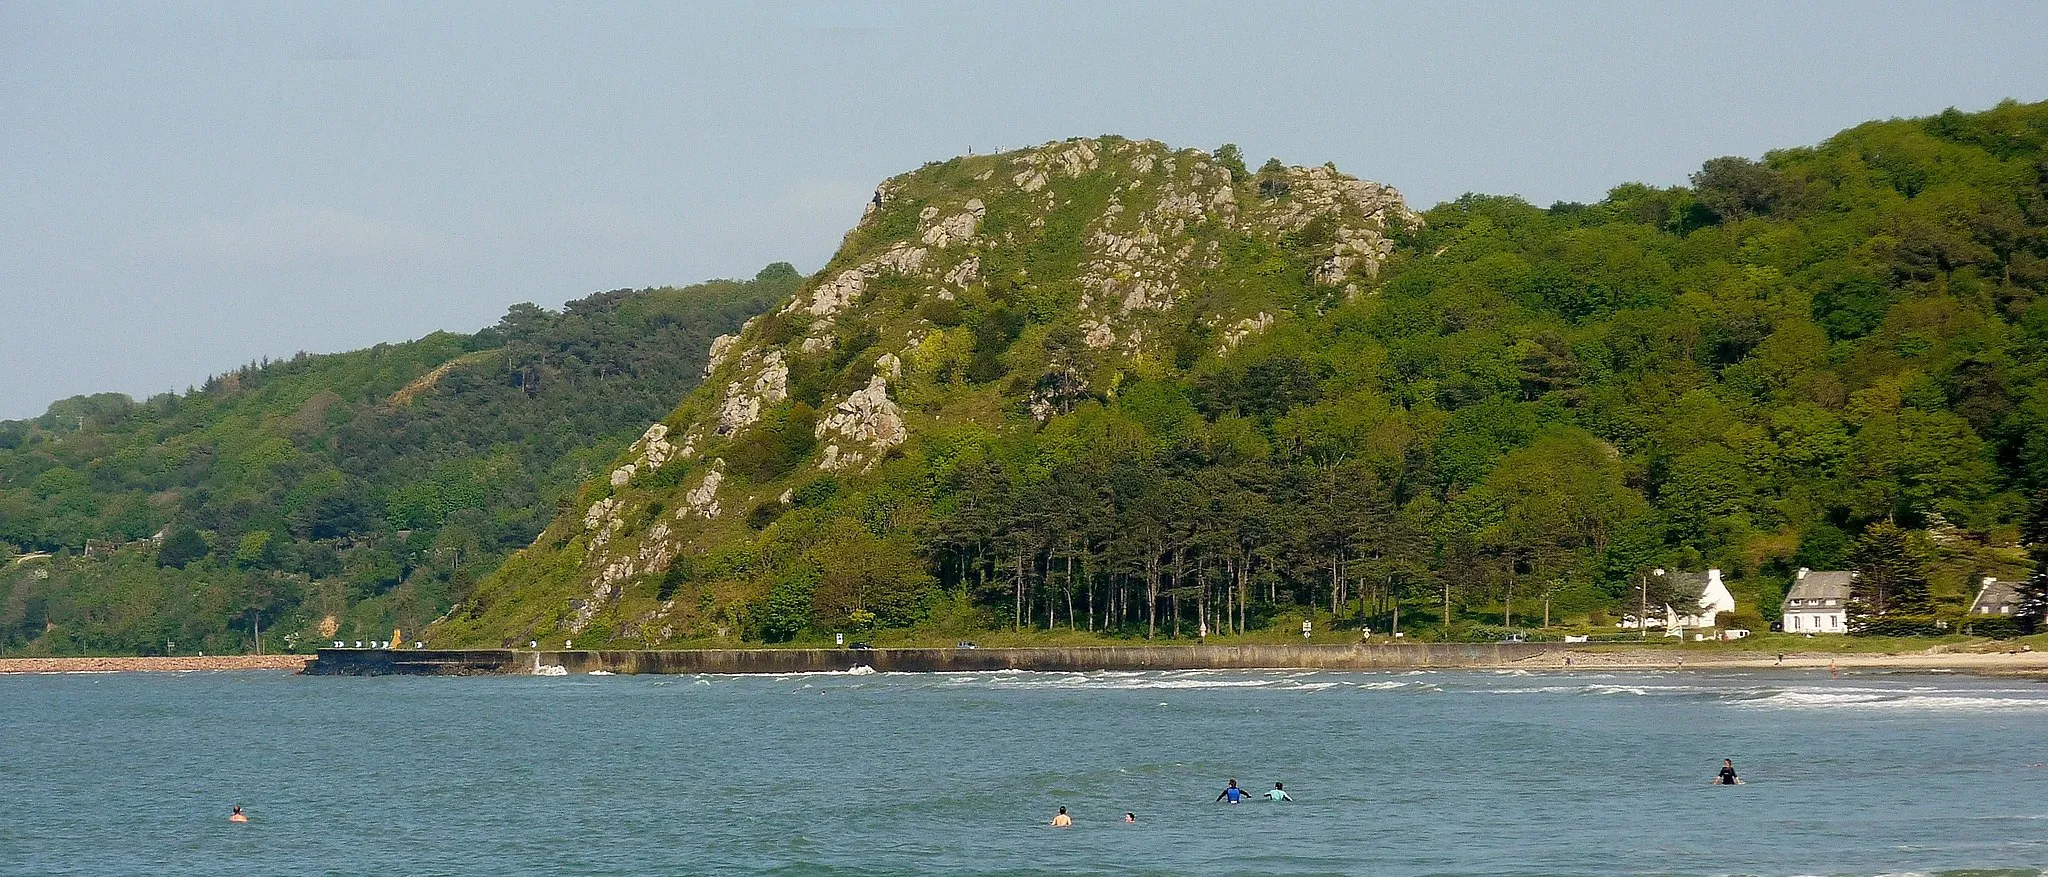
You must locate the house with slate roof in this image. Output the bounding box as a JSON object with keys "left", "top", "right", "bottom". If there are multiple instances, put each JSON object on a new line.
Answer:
{"left": 1970, "top": 577, "right": 2020, "bottom": 616}
{"left": 1782, "top": 567, "right": 1853, "bottom": 633}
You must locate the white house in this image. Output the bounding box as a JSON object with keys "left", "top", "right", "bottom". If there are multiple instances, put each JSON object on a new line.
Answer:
{"left": 1661, "top": 568, "right": 1736, "bottom": 631}
{"left": 1782, "top": 568, "right": 1853, "bottom": 633}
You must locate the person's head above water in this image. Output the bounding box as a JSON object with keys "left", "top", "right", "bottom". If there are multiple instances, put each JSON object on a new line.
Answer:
{"left": 1274, "top": 782, "right": 1284, "bottom": 789}
{"left": 1227, "top": 779, "right": 1239, "bottom": 787}
{"left": 1724, "top": 759, "right": 1734, "bottom": 767}
{"left": 1058, "top": 806, "right": 1067, "bottom": 814}
{"left": 1124, "top": 812, "right": 1136, "bottom": 823}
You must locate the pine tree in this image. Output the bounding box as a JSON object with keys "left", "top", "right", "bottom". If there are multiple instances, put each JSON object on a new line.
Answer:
{"left": 1847, "top": 520, "right": 1932, "bottom": 630}
{"left": 2015, "top": 490, "right": 2048, "bottom": 631}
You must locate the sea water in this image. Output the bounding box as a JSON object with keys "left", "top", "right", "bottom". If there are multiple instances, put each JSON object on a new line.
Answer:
{"left": 2, "top": 668, "right": 2044, "bottom": 876}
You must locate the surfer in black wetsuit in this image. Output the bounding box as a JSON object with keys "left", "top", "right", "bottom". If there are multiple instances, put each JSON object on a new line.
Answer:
{"left": 1715, "top": 759, "right": 1743, "bottom": 785}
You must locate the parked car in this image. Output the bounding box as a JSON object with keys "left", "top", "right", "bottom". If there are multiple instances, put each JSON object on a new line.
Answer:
{"left": 1501, "top": 633, "right": 1528, "bottom": 643}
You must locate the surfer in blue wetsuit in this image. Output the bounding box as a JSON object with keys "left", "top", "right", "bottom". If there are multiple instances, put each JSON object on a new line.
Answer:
{"left": 1217, "top": 779, "right": 1248, "bottom": 803}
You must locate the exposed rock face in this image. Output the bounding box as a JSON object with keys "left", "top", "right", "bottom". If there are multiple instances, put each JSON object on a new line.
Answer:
{"left": 608, "top": 423, "right": 681, "bottom": 488}
{"left": 682, "top": 463, "right": 725, "bottom": 519}
{"left": 705, "top": 335, "right": 737, "bottom": 375}
{"left": 714, "top": 351, "right": 788, "bottom": 435}
{"left": 456, "top": 135, "right": 1419, "bottom": 647}
{"left": 1220, "top": 312, "right": 1276, "bottom": 353}
{"left": 583, "top": 496, "right": 623, "bottom": 551}
{"left": 815, "top": 374, "right": 906, "bottom": 472}
{"left": 921, "top": 199, "right": 984, "bottom": 248}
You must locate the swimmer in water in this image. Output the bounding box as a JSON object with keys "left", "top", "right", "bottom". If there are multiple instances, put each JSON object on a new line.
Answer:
{"left": 1216, "top": 779, "right": 1248, "bottom": 804}
{"left": 1051, "top": 806, "right": 1073, "bottom": 827}
{"left": 1264, "top": 782, "right": 1292, "bottom": 802}
{"left": 1714, "top": 759, "right": 1743, "bottom": 785}
{"left": 229, "top": 806, "right": 248, "bottom": 823}
{"left": 1124, "top": 812, "right": 1137, "bottom": 823}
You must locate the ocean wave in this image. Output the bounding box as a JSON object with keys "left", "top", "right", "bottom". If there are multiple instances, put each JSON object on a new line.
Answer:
{"left": 1732, "top": 688, "right": 2048, "bottom": 713}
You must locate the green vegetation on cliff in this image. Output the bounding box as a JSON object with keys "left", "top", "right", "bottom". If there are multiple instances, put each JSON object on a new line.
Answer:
{"left": 441, "top": 100, "right": 2048, "bottom": 649}
{"left": 0, "top": 267, "right": 796, "bottom": 655}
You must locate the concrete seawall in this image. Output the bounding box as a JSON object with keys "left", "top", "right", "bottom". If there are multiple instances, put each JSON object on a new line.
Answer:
{"left": 303, "top": 643, "right": 1566, "bottom": 676}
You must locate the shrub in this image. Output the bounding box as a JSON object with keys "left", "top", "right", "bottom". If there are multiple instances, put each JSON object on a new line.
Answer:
{"left": 1849, "top": 615, "right": 1946, "bottom": 637}
{"left": 1962, "top": 616, "right": 2027, "bottom": 639}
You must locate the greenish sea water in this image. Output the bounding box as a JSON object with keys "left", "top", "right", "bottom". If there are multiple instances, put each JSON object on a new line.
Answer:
{"left": 2, "top": 668, "right": 2044, "bottom": 876}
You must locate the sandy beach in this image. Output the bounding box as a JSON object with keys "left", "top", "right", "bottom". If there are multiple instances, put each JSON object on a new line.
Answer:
{"left": 0, "top": 655, "right": 312, "bottom": 674}
{"left": 1514, "top": 647, "right": 2048, "bottom": 676}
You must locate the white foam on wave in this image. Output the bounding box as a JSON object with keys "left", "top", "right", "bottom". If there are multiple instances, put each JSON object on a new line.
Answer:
{"left": 1583, "top": 683, "right": 1656, "bottom": 697}
{"left": 1358, "top": 680, "right": 1438, "bottom": 691}
{"left": 1733, "top": 688, "right": 2048, "bottom": 713}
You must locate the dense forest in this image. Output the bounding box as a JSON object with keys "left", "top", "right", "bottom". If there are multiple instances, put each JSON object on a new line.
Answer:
{"left": 0, "top": 267, "right": 796, "bottom": 654}
{"left": 439, "top": 100, "right": 2048, "bottom": 649}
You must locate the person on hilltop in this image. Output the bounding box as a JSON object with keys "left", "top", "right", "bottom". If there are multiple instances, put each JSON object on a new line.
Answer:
{"left": 1216, "top": 779, "right": 1249, "bottom": 804}
{"left": 1714, "top": 759, "right": 1744, "bottom": 785}
{"left": 1264, "top": 782, "right": 1293, "bottom": 802}
{"left": 228, "top": 806, "right": 249, "bottom": 823}
{"left": 1051, "top": 806, "right": 1073, "bottom": 827}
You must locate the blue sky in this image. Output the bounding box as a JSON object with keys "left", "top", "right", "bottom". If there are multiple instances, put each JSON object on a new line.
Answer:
{"left": 4, "top": 1, "right": 2046, "bottom": 418}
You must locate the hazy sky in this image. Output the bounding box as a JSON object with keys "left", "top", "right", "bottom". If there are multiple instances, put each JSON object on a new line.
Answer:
{"left": 4, "top": 2, "right": 2046, "bottom": 419}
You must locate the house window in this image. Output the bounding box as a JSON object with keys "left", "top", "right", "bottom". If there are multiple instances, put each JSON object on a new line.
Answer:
{"left": 1791, "top": 616, "right": 1801, "bottom": 630}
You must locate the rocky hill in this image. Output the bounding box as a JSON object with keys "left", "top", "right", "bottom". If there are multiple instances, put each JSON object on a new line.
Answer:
{"left": 442, "top": 102, "right": 2048, "bottom": 647}
{"left": 435, "top": 138, "right": 1424, "bottom": 644}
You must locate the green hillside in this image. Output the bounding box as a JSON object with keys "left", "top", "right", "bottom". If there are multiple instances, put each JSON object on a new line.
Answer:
{"left": 0, "top": 267, "right": 795, "bottom": 655}
{"left": 438, "top": 100, "right": 2048, "bottom": 649}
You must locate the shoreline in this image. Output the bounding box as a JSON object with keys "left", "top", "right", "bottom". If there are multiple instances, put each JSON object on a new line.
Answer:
{"left": 4, "top": 647, "right": 2043, "bottom": 679}
{"left": 300, "top": 643, "right": 2048, "bottom": 678}
{"left": 0, "top": 655, "right": 312, "bottom": 674}
{"left": 1515, "top": 648, "right": 2048, "bottom": 677}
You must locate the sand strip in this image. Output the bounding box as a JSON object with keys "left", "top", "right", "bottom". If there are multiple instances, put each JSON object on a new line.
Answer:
{"left": 0, "top": 655, "right": 312, "bottom": 674}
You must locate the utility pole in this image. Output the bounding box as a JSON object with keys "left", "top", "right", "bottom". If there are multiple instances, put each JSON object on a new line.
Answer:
{"left": 251, "top": 610, "right": 262, "bottom": 656}
{"left": 1639, "top": 572, "right": 1648, "bottom": 641}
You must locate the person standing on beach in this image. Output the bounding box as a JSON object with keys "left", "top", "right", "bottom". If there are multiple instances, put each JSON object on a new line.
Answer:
{"left": 1217, "top": 779, "right": 1248, "bottom": 803}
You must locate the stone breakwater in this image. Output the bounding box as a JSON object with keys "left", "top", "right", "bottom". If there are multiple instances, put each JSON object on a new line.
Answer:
{"left": 304, "top": 643, "right": 1561, "bottom": 676}
{"left": 0, "top": 655, "right": 312, "bottom": 674}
